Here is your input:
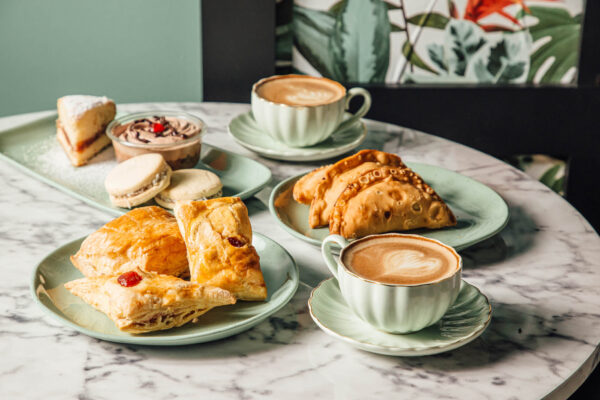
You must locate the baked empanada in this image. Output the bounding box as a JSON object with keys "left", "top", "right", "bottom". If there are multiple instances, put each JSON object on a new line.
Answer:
{"left": 329, "top": 167, "right": 456, "bottom": 238}
{"left": 64, "top": 269, "right": 236, "bottom": 333}
{"left": 293, "top": 165, "right": 330, "bottom": 205}
{"left": 70, "top": 206, "right": 189, "bottom": 278}
{"left": 174, "top": 198, "right": 267, "bottom": 301}
{"left": 308, "top": 150, "right": 407, "bottom": 228}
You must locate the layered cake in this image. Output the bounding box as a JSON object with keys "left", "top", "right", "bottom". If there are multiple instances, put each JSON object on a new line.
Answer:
{"left": 56, "top": 95, "right": 116, "bottom": 166}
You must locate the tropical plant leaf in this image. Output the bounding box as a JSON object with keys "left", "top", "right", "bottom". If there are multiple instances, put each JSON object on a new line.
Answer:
{"left": 526, "top": 6, "right": 581, "bottom": 84}
{"left": 539, "top": 163, "right": 561, "bottom": 188}
{"left": 391, "top": 23, "right": 405, "bottom": 32}
{"left": 292, "top": 6, "right": 337, "bottom": 78}
{"left": 428, "top": 44, "right": 447, "bottom": 72}
{"left": 550, "top": 175, "right": 566, "bottom": 195}
{"left": 384, "top": 1, "right": 402, "bottom": 10}
{"left": 443, "top": 20, "right": 486, "bottom": 76}
{"left": 329, "top": 0, "right": 391, "bottom": 83}
{"left": 402, "top": 41, "right": 437, "bottom": 74}
{"left": 487, "top": 30, "right": 531, "bottom": 83}
{"left": 406, "top": 13, "right": 449, "bottom": 29}
{"left": 328, "top": 1, "right": 345, "bottom": 16}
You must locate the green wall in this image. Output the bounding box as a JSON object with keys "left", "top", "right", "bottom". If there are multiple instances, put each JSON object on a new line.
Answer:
{"left": 0, "top": 0, "right": 202, "bottom": 117}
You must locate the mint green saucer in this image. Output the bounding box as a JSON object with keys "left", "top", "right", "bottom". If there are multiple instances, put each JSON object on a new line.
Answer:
{"left": 31, "top": 233, "right": 299, "bottom": 346}
{"left": 269, "top": 162, "right": 509, "bottom": 251}
{"left": 309, "top": 278, "right": 491, "bottom": 356}
{"left": 228, "top": 111, "right": 367, "bottom": 161}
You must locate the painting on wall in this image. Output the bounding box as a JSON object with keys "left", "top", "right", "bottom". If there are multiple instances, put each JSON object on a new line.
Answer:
{"left": 280, "top": 0, "right": 584, "bottom": 85}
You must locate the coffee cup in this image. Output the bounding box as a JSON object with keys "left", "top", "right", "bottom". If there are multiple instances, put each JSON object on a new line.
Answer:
{"left": 321, "top": 233, "right": 462, "bottom": 334}
{"left": 251, "top": 74, "right": 371, "bottom": 148}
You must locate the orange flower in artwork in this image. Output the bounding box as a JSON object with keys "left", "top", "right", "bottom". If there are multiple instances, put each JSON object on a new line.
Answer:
{"left": 462, "top": 0, "right": 556, "bottom": 31}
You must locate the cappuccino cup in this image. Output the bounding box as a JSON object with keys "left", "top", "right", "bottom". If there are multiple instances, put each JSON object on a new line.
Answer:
{"left": 321, "top": 233, "right": 462, "bottom": 334}
{"left": 251, "top": 74, "right": 371, "bottom": 147}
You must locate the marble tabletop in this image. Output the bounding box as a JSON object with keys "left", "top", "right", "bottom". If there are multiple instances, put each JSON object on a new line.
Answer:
{"left": 1, "top": 102, "right": 599, "bottom": 400}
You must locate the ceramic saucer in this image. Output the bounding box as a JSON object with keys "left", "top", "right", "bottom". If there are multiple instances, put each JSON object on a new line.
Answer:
{"left": 308, "top": 278, "right": 492, "bottom": 356}
{"left": 228, "top": 111, "right": 367, "bottom": 162}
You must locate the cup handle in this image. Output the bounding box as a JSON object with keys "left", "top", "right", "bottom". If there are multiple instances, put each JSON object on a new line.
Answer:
{"left": 321, "top": 235, "right": 350, "bottom": 279}
{"left": 336, "top": 88, "right": 372, "bottom": 133}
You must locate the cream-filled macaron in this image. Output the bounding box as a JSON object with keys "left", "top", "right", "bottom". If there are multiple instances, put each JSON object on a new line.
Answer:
{"left": 155, "top": 169, "right": 223, "bottom": 209}
{"left": 105, "top": 153, "right": 172, "bottom": 208}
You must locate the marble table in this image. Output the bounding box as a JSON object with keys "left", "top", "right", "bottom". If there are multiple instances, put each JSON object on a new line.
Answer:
{"left": 1, "top": 103, "right": 599, "bottom": 400}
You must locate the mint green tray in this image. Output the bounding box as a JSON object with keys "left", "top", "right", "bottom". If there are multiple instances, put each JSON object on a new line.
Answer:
{"left": 31, "top": 232, "right": 299, "bottom": 345}
{"left": 0, "top": 114, "right": 272, "bottom": 216}
{"left": 269, "top": 163, "right": 509, "bottom": 251}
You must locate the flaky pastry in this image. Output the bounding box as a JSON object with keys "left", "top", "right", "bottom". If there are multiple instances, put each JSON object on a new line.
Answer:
{"left": 174, "top": 198, "right": 267, "bottom": 301}
{"left": 64, "top": 268, "right": 236, "bottom": 333}
{"left": 71, "top": 206, "right": 189, "bottom": 278}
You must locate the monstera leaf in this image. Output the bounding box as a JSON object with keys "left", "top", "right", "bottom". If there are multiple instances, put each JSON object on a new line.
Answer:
{"left": 525, "top": 6, "right": 581, "bottom": 84}
{"left": 292, "top": 6, "right": 337, "bottom": 78}
{"left": 329, "top": 0, "right": 390, "bottom": 83}
{"left": 466, "top": 30, "right": 531, "bottom": 83}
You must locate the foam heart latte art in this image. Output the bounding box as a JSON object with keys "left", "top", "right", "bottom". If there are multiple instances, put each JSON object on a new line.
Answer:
{"left": 342, "top": 235, "right": 460, "bottom": 285}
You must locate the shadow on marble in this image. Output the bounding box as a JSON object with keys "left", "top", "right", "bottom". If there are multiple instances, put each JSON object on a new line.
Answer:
{"left": 106, "top": 290, "right": 313, "bottom": 360}
{"left": 461, "top": 205, "right": 536, "bottom": 270}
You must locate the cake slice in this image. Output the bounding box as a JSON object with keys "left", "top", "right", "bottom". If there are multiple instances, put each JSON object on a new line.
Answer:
{"left": 56, "top": 95, "right": 116, "bottom": 166}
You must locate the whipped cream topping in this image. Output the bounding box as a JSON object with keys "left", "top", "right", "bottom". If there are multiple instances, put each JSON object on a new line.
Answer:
{"left": 113, "top": 116, "right": 200, "bottom": 145}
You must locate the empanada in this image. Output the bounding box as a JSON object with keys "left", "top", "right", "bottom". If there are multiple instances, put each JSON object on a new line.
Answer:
{"left": 308, "top": 150, "right": 407, "bottom": 228}
{"left": 70, "top": 206, "right": 189, "bottom": 278}
{"left": 293, "top": 165, "right": 330, "bottom": 205}
{"left": 64, "top": 268, "right": 236, "bottom": 333}
{"left": 329, "top": 167, "right": 456, "bottom": 238}
{"left": 174, "top": 198, "right": 267, "bottom": 301}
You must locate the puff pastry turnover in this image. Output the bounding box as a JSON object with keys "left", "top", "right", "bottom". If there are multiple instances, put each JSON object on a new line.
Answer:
{"left": 307, "top": 150, "right": 407, "bottom": 228}
{"left": 71, "top": 206, "right": 189, "bottom": 278}
{"left": 64, "top": 269, "right": 236, "bottom": 333}
{"left": 329, "top": 167, "right": 456, "bottom": 238}
{"left": 174, "top": 198, "right": 267, "bottom": 301}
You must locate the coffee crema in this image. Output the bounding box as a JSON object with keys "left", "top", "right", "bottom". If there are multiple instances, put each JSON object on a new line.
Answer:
{"left": 341, "top": 236, "right": 460, "bottom": 285}
{"left": 255, "top": 75, "right": 345, "bottom": 107}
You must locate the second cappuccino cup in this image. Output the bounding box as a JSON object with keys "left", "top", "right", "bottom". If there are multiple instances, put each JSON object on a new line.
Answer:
{"left": 251, "top": 74, "right": 371, "bottom": 148}
{"left": 321, "top": 233, "right": 462, "bottom": 334}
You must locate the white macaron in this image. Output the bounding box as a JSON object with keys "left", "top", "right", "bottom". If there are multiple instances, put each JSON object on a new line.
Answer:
{"left": 105, "top": 153, "right": 172, "bottom": 208}
{"left": 155, "top": 169, "right": 223, "bottom": 209}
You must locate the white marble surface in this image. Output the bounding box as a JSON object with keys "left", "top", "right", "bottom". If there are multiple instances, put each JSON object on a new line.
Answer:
{"left": 0, "top": 103, "right": 599, "bottom": 400}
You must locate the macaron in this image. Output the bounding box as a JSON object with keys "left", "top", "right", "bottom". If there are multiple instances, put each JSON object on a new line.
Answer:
{"left": 155, "top": 169, "right": 223, "bottom": 209}
{"left": 105, "top": 153, "right": 172, "bottom": 208}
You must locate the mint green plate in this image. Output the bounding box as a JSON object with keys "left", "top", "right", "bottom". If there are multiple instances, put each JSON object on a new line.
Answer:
{"left": 309, "top": 278, "right": 491, "bottom": 356}
{"left": 31, "top": 233, "right": 299, "bottom": 346}
{"left": 228, "top": 111, "right": 367, "bottom": 162}
{"left": 0, "top": 114, "right": 272, "bottom": 217}
{"left": 269, "top": 163, "right": 509, "bottom": 251}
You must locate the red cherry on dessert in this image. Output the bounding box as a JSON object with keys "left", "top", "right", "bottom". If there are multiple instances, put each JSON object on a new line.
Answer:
{"left": 118, "top": 271, "right": 143, "bottom": 287}
{"left": 152, "top": 122, "right": 165, "bottom": 133}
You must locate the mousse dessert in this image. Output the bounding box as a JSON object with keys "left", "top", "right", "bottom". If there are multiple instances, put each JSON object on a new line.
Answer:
{"left": 107, "top": 112, "right": 204, "bottom": 170}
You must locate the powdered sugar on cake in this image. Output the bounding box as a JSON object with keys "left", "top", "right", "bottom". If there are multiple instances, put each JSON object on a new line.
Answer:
{"left": 60, "top": 95, "right": 111, "bottom": 119}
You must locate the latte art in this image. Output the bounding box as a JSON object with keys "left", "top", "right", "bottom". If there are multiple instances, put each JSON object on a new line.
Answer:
{"left": 342, "top": 236, "right": 459, "bottom": 285}
{"left": 255, "top": 75, "right": 345, "bottom": 106}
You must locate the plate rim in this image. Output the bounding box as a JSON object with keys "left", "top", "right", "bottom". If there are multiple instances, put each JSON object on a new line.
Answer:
{"left": 228, "top": 111, "right": 367, "bottom": 161}
{"left": 308, "top": 277, "right": 492, "bottom": 356}
{"left": 0, "top": 113, "right": 272, "bottom": 217}
{"left": 268, "top": 162, "right": 510, "bottom": 251}
{"left": 30, "top": 232, "right": 300, "bottom": 346}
